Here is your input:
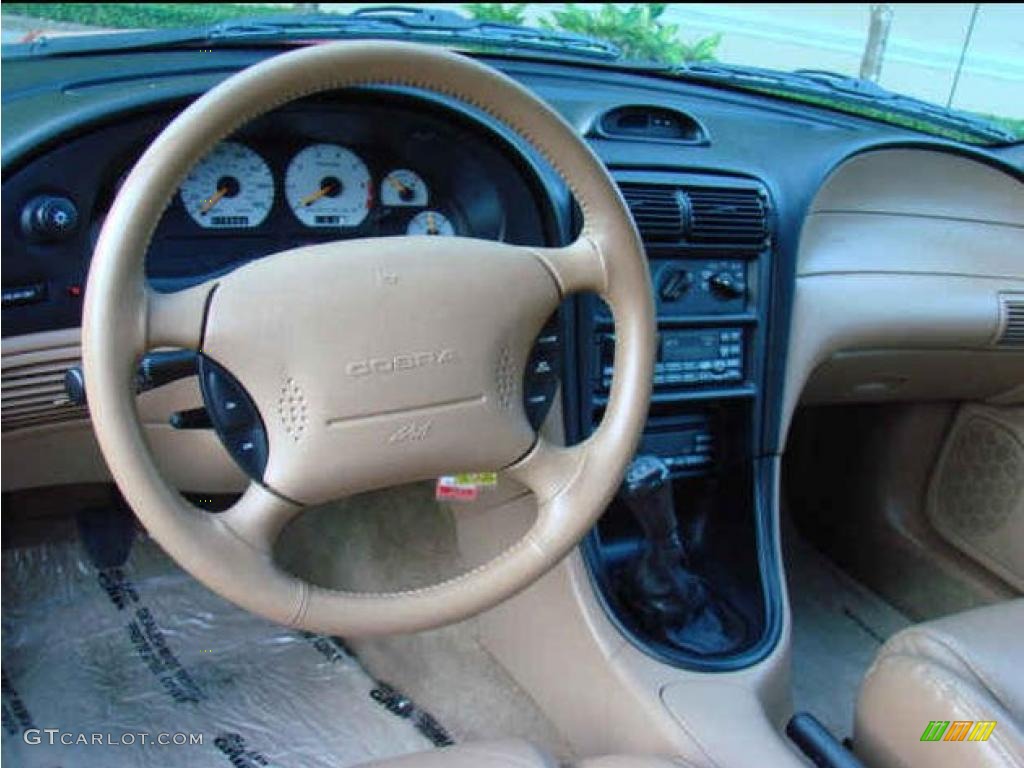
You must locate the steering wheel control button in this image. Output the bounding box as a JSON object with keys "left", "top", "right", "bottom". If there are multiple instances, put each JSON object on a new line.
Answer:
{"left": 524, "top": 314, "right": 562, "bottom": 429}
{"left": 197, "top": 355, "right": 269, "bottom": 480}
{"left": 205, "top": 373, "right": 250, "bottom": 430}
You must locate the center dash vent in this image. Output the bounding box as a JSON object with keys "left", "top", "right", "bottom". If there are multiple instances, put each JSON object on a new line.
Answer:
{"left": 684, "top": 187, "right": 767, "bottom": 245}
{"left": 618, "top": 184, "right": 685, "bottom": 241}
{"left": 2, "top": 348, "right": 85, "bottom": 431}
{"left": 996, "top": 294, "right": 1024, "bottom": 347}
{"left": 618, "top": 181, "right": 768, "bottom": 248}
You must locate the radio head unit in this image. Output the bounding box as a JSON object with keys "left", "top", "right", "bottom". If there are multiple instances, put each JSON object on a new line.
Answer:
{"left": 599, "top": 327, "right": 744, "bottom": 391}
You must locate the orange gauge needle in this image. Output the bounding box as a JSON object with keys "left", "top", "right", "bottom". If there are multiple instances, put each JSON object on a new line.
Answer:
{"left": 427, "top": 211, "right": 438, "bottom": 235}
{"left": 300, "top": 183, "right": 336, "bottom": 207}
{"left": 387, "top": 176, "right": 410, "bottom": 194}
{"left": 199, "top": 187, "right": 228, "bottom": 215}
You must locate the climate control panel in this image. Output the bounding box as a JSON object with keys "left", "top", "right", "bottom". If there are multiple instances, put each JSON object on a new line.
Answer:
{"left": 653, "top": 258, "right": 747, "bottom": 315}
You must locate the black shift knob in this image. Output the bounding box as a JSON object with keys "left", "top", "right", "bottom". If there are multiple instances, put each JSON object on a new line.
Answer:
{"left": 621, "top": 455, "right": 679, "bottom": 548}
{"left": 623, "top": 455, "right": 670, "bottom": 497}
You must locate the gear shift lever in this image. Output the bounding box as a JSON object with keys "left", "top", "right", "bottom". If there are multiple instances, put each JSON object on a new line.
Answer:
{"left": 619, "top": 455, "right": 744, "bottom": 654}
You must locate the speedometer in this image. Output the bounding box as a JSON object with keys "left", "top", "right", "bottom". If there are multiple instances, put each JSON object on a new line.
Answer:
{"left": 179, "top": 142, "right": 273, "bottom": 229}
{"left": 285, "top": 144, "right": 372, "bottom": 228}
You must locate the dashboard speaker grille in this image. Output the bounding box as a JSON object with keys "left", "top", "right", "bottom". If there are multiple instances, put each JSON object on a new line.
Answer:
{"left": 1, "top": 348, "right": 85, "bottom": 430}
{"left": 618, "top": 184, "right": 685, "bottom": 241}
{"left": 996, "top": 294, "right": 1024, "bottom": 347}
{"left": 684, "top": 186, "right": 767, "bottom": 245}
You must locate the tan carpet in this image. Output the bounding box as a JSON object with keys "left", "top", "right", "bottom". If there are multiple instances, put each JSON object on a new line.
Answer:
{"left": 276, "top": 483, "right": 576, "bottom": 761}
{"left": 784, "top": 528, "right": 911, "bottom": 739}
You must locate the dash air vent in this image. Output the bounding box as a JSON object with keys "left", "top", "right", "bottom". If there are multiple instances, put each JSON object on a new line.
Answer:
{"left": 996, "top": 294, "right": 1024, "bottom": 347}
{"left": 1, "top": 348, "right": 85, "bottom": 430}
{"left": 617, "top": 181, "right": 769, "bottom": 249}
{"left": 619, "top": 184, "right": 685, "bottom": 240}
{"left": 684, "top": 187, "right": 767, "bottom": 245}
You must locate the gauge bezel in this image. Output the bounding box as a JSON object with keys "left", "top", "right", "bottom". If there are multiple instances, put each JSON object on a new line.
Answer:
{"left": 380, "top": 168, "right": 429, "bottom": 208}
{"left": 178, "top": 141, "right": 274, "bottom": 230}
{"left": 406, "top": 209, "right": 456, "bottom": 237}
{"left": 284, "top": 143, "right": 373, "bottom": 229}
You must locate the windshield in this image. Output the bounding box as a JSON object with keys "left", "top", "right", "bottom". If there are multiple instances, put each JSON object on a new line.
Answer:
{"left": 3, "top": 3, "right": 1022, "bottom": 144}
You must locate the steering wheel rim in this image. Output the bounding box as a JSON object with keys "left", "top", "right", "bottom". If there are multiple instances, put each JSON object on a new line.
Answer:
{"left": 83, "top": 41, "right": 655, "bottom": 637}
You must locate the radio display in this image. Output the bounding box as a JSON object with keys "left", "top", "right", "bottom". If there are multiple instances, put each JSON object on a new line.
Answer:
{"left": 661, "top": 330, "right": 721, "bottom": 362}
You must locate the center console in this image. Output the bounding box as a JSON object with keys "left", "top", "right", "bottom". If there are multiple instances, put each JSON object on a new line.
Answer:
{"left": 570, "top": 170, "right": 780, "bottom": 669}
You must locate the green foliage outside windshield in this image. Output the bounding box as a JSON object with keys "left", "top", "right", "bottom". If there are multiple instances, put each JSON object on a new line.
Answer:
{"left": 3, "top": 3, "right": 281, "bottom": 29}
{"left": 464, "top": 4, "right": 721, "bottom": 63}
{"left": 540, "top": 4, "right": 720, "bottom": 63}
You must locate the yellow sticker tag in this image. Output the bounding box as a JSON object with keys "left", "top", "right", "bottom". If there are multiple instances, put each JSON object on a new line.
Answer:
{"left": 452, "top": 472, "right": 498, "bottom": 487}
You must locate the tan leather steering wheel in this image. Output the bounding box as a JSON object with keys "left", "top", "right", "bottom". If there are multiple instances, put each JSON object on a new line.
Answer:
{"left": 83, "top": 41, "right": 655, "bottom": 637}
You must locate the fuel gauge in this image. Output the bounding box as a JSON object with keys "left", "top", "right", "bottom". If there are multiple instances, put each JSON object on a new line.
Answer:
{"left": 381, "top": 169, "right": 428, "bottom": 207}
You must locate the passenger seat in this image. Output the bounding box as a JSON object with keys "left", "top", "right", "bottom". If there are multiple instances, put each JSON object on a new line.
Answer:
{"left": 855, "top": 599, "right": 1024, "bottom": 767}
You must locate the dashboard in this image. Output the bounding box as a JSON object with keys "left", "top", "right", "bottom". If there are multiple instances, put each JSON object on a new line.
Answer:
{"left": 3, "top": 47, "right": 1021, "bottom": 469}
{"left": 2, "top": 44, "right": 1022, "bottom": 671}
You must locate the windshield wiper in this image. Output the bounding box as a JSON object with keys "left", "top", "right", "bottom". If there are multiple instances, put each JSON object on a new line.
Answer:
{"left": 657, "top": 62, "right": 1017, "bottom": 144}
{"left": 2, "top": 6, "right": 621, "bottom": 62}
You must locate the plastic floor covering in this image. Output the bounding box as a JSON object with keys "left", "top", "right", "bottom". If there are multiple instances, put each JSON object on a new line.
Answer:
{"left": 1, "top": 534, "right": 449, "bottom": 767}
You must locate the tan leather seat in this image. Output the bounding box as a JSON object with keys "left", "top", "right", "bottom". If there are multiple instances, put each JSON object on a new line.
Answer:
{"left": 855, "top": 599, "right": 1024, "bottom": 768}
{"left": 355, "top": 740, "right": 695, "bottom": 768}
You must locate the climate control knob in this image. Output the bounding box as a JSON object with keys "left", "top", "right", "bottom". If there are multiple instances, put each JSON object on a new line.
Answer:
{"left": 659, "top": 268, "right": 693, "bottom": 302}
{"left": 708, "top": 271, "right": 744, "bottom": 300}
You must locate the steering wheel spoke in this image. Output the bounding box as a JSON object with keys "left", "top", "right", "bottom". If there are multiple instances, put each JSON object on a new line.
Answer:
{"left": 504, "top": 437, "right": 587, "bottom": 507}
{"left": 216, "top": 482, "right": 304, "bottom": 553}
{"left": 146, "top": 283, "right": 216, "bottom": 350}
{"left": 527, "top": 237, "right": 607, "bottom": 297}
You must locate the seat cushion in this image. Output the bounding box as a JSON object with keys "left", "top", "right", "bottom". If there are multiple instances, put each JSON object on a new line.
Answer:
{"left": 855, "top": 599, "right": 1024, "bottom": 768}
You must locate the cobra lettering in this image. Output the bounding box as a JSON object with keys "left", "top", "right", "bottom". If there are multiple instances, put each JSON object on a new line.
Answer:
{"left": 345, "top": 349, "right": 457, "bottom": 378}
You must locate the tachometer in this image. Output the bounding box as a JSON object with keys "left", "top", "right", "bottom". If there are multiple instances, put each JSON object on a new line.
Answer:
{"left": 179, "top": 142, "right": 273, "bottom": 229}
{"left": 407, "top": 210, "right": 455, "bottom": 237}
{"left": 381, "top": 169, "right": 428, "bottom": 207}
{"left": 285, "top": 144, "right": 371, "bottom": 228}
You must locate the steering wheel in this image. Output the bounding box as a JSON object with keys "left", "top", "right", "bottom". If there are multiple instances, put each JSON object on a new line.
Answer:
{"left": 83, "top": 41, "right": 655, "bottom": 637}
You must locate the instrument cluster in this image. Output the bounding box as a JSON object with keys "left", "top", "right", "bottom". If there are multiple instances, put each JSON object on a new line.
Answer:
{"left": 1, "top": 94, "right": 550, "bottom": 334}
{"left": 178, "top": 139, "right": 457, "bottom": 237}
